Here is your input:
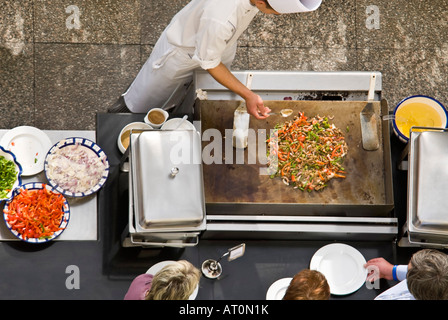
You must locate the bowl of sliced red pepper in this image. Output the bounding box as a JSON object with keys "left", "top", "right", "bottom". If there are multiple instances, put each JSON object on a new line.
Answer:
{"left": 3, "top": 182, "right": 70, "bottom": 243}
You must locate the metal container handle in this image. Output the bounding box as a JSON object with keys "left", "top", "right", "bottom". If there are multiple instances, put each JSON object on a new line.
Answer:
{"left": 129, "top": 234, "right": 199, "bottom": 248}
{"left": 407, "top": 235, "right": 448, "bottom": 249}
{"left": 410, "top": 126, "right": 448, "bottom": 135}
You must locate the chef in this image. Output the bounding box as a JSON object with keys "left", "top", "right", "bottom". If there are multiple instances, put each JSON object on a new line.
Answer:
{"left": 108, "top": 0, "right": 322, "bottom": 119}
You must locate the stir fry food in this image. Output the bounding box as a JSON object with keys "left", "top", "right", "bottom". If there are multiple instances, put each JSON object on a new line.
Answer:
{"left": 267, "top": 112, "right": 348, "bottom": 192}
{"left": 0, "top": 155, "right": 18, "bottom": 199}
{"left": 4, "top": 186, "right": 66, "bottom": 240}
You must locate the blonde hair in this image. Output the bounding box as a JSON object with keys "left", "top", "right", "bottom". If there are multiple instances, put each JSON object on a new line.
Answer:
{"left": 282, "top": 269, "right": 330, "bottom": 300}
{"left": 145, "top": 260, "right": 201, "bottom": 300}
{"left": 407, "top": 249, "right": 448, "bottom": 300}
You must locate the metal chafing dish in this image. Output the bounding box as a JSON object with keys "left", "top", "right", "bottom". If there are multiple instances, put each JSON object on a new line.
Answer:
{"left": 124, "top": 129, "right": 206, "bottom": 247}
{"left": 403, "top": 127, "right": 448, "bottom": 247}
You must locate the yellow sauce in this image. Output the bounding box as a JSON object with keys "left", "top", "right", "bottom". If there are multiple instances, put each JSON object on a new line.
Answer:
{"left": 395, "top": 102, "right": 443, "bottom": 138}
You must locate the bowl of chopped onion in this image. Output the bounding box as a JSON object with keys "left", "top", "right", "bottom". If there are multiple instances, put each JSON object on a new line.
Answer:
{"left": 3, "top": 182, "right": 70, "bottom": 243}
{"left": 44, "top": 137, "right": 109, "bottom": 197}
{"left": 0, "top": 145, "right": 22, "bottom": 201}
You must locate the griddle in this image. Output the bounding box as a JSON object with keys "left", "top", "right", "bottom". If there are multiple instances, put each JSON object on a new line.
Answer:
{"left": 198, "top": 100, "right": 394, "bottom": 217}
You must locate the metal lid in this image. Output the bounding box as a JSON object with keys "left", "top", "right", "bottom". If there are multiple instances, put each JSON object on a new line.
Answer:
{"left": 408, "top": 129, "right": 448, "bottom": 238}
{"left": 130, "top": 130, "right": 205, "bottom": 230}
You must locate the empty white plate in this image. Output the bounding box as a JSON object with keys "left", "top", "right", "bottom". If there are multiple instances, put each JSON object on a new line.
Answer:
{"left": 266, "top": 277, "right": 292, "bottom": 300}
{"left": 310, "top": 243, "right": 367, "bottom": 295}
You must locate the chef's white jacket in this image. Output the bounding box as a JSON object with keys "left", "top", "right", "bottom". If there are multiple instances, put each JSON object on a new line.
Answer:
{"left": 124, "top": 0, "right": 259, "bottom": 113}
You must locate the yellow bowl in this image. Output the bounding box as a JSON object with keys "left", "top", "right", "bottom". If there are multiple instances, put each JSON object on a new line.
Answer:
{"left": 392, "top": 95, "right": 448, "bottom": 142}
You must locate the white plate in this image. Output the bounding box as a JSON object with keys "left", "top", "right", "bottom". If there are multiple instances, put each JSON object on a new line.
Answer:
{"left": 161, "top": 118, "right": 196, "bottom": 131}
{"left": 146, "top": 260, "right": 176, "bottom": 275}
{"left": 310, "top": 243, "right": 367, "bottom": 296}
{"left": 266, "top": 277, "right": 292, "bottom": 300}
{"left": 0, "top": 126, "right": 53, "bottom": 176}
{"left": 146, "top": 260, "right": 198, "bottom": 300}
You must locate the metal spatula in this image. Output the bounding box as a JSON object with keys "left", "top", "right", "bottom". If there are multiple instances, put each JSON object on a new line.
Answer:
{"left": 360, "top": 73, "right": 380, "bottom": 151}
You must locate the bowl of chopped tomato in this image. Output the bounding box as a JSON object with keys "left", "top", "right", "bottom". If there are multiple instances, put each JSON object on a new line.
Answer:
{"left": 3, "top": 183, "right": 70, "bottom": 243}
{"left": 0, "top": 145, "right": 22, "bottom": 201}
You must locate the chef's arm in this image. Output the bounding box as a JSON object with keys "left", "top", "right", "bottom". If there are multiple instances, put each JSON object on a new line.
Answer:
{"left": 206, "top": 63, "right": 271, "bottom": 119}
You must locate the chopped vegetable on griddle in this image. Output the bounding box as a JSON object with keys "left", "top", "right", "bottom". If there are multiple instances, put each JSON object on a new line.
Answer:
{"left": 267, "top": 112, "right": 348, "bottom": 192}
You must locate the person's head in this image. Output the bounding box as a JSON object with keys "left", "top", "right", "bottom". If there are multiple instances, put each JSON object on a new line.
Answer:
{"left": 407, "top": 249, "right": 448, "bottom": 300}
{"left": 145, "top": 260, "right": 201, "bottom": 300}
{"left": 282, "top": 269, "right": 330, "bottom": 300}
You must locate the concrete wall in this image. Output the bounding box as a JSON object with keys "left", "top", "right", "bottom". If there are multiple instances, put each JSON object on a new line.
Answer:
{"left": 1, "top": 0, "right": 447, "bottom": 130}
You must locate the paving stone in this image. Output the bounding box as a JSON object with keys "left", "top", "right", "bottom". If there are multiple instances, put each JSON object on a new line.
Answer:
{"left": 34, "top": 43, "right": 141, "bottom": 130}
{"left": 248, "top": 0, "right": 356, "bottom": 49}
{"left": 356, "top": 0, "right": 448, "bottom": 110}
{"left": 34, "top": 0, "right": 140, "bottom": 44}
{"left": 247, "top": 47, "right": 358, "bottom": 71}
{"left": 0, "top": 0, "right": 33, "bottom": 51}
{"left": 2, "top": 0, "right": 448, "bottom": 131}
{"left": 0, "top": 46, "right": 35, "bottom": 129}
{"left": 357, "top": 0, "right": 448, "bottom": 49}
{"left": 140, "top": 0, "right": 190, "bottom": 45}
{"left": 358, "top": 47, "right": 448, "bottom": 111}
{"left": 0, "top": 1, "right": 35, "bottom": 128}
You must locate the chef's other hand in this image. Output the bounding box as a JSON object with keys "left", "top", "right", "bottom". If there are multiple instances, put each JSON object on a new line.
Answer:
{"left": 246, "top": 93, "right": 271, "bottom": 119}
{"left": 364, "top": 257, "right": 394, "bottom": 282}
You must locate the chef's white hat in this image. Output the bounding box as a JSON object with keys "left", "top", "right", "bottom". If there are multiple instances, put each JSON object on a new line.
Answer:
{"left": 267, "top": 0, "right": 322, "bottom": 13}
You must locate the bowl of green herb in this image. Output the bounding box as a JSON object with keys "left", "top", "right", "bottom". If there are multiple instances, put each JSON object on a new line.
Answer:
{"left": 0, "top": 146, "right": 22, "bottom": 201}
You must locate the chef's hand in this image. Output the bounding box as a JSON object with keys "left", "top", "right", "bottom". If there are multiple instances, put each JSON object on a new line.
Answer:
{"left": 246, "top": 93, "right": 271, "bottom": 120}
{"left": 205, "top": 64, "right": 271, "bottom": 119}
{"left": 364, "top": 257, "right": 394, "bottom": 282}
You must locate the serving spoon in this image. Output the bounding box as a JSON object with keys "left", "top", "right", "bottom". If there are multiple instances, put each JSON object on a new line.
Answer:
{"left": 268, "top": 109, "right": 294, "bottom": 117}
{"left": 382, "top": 114, "right": 409, "bottom": 123}
{"left": 173, "top": 115, "right": 188, "bottom": 130}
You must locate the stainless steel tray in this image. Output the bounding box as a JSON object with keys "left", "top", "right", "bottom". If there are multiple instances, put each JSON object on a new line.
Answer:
{"left": 408, "top": 127, "right": 448, "bottom": 245}
{"left": 129, "top": 130, "right": 205, "bottom": 231}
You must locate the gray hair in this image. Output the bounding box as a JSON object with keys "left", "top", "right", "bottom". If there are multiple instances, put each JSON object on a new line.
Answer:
{"left": 407, "top": 249, "right": 448, "bottom": 300}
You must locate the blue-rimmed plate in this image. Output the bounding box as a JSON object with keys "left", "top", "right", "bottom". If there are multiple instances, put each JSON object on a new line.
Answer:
{"left": 0, "top": 146, "right": 22, "bottom": 201}
{"left": 3, "top": 182, "right": 70, "bottom": 243}
{"left": 44, "top": 137, "right": 109, "bottom": 197}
